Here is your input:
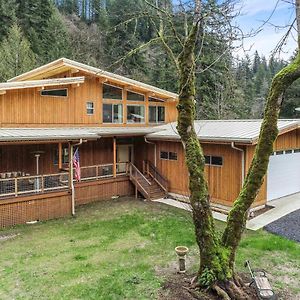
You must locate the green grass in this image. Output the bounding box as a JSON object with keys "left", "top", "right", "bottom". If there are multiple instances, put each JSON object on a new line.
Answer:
{"left": 0, "top": 197, "right": 299, "bottom": 299}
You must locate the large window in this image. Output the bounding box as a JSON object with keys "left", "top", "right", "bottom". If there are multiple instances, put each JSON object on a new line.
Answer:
{"left": 103, "top": 103, "right": 123, "bottom": 123}
{"left": 127, "top": 105, "right": 145, "bottom": 123}
{"left": 41, "top": 88, "right": 68, "bottom": 97}
{"left": 103, "top": 84, "right": 123, "bottom": 100}
{"left": 127, "top": 91, "right": 144, "bottom": 101}
{"left": 149, "top": 106, "right": 165, "bottom": 123}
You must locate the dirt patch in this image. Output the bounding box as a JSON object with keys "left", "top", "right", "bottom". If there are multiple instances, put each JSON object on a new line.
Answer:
{"left": 158, "top": 272, "right": 260, "bottom": 300}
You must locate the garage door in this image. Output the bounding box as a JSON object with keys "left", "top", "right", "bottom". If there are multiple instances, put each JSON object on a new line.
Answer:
{"left": 267, "top": 149, "right": 300, "bottom": 201}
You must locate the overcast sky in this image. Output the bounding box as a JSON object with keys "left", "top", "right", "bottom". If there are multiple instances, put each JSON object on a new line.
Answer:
{"left": 234, "top": 0, "right": 297, "bottom": 60}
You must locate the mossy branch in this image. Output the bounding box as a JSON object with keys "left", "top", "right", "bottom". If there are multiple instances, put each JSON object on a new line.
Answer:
{"left": 222, "top": 53, "right": 300, "bottom": 255}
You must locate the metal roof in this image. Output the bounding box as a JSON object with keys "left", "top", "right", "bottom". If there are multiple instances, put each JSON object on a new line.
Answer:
{"left": 8, "top": 58, "right": 178, "bottom": 100}
{"left": 0, "top": 120, "right": 298, "bottom": 143}
{"left": 145, "top": 120, "right": 300, "bottom": 144}
{"left": 0, "top": 127, "right": 160, "bottom": 142}
{"left": 0, "top": 77, "right": 85, "bottom": 92}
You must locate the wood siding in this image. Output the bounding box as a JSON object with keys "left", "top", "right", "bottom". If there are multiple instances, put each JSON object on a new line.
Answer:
{"left": 75, "top": 176, "right": 134, "bottom": 206}
{"left": 0, "top": 72, "right": 178, "bottom": 127}
{"left": 151, "top": 141, "right": 243, "bottom": 206}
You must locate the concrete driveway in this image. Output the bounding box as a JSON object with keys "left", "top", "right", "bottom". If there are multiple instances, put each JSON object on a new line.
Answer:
{"left": 246, "top": 192, "right": 300, "bottom": 231}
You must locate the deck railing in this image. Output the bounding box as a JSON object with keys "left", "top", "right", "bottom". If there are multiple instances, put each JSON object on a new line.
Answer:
{"left": 0, "top": 162, "right": 130, "bottom": 199}
{"left": 0, "top": 173, "right": 69, "bottom": 198}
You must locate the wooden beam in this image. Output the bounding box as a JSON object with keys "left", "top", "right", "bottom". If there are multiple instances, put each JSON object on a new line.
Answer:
{"left": 98, "top": 77, "right": 108, "bottom": 83}
{"left": 58, "top": 143, "right": 63, "bottom": 169}
{"left": 0, "top": 90, "right": 6, "bottom": 95}
{"left": 70, "top": 69, "right": 80, "bottom": 74}
{"left": 113, "top": 137, "right": 117, "bottom": 178}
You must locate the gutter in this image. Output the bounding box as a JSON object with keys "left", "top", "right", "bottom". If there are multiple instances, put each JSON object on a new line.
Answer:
{"left": 231, "top": 142, "right": 245, "bottom": 184}
{"left": 144, "top": 137, "right": 157, "bottom": 167}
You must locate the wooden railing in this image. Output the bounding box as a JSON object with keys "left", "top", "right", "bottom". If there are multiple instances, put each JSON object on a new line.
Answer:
{"left": 0, "top": 173, "right": 69, "bottom": 198}
{"left": 0, "top": 163, "right": 130, "bottom": 199}
{"left": 129, "top": 163, "right": 152, "bottom": 199}
{"left": 143, "top": 160, "right": 168, "bottom": 192}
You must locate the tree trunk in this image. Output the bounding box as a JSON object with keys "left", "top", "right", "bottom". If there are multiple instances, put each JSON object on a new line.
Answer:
{"left": 222, "top": 53, "right": 300, "bottom": 267}
{"left": 176, "top": 6, "right": 300, "bottom": 299}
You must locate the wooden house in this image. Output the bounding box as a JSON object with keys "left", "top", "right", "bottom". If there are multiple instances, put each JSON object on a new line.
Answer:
{"left": 0, "top": 58, "right": 299, "bottom": 227}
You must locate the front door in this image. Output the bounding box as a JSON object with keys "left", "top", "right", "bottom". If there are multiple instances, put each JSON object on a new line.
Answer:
{"left": 116, "top": 145, "right": 133, "bottom": 173}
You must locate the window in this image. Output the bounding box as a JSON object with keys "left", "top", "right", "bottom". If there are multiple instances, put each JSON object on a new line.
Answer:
{"left": 54, "top": 146, "right": 69, "bottom": 165}
{"left": 86, "top": 102, "right": 94, "bottom": 115}
{"left": 160, "top": 151, "right": 168, "bottom": 159}
{"left": 149, "top": 96, "right": 164, "bottom": 102}
{"left": 275, "top": 150, "right": 284, "bottom": 155}
{"left": 127, "top": 91, "right": 144, "bottom": 101}
{"left": 285, "top": 150, "right": 293, "bottom": 154}
{"left": 294, "top": 149, "right": 300, "bottom": 153}
{"left": 127, "top": 105, "right": 145, "bottom": 123}
{"left": 103, "top": 103, "right": 123, "bottom": 123}
{"left": 204, "top": 155, "right": 223, "bottom": 166}
{"left": 211, "top": 156, "right": 223, "bottom": 166}
{"left": 41, "top": 88, "right": 68, "bottom": 97}
{"left": 103, "top": 84, "right": 122, "bottom": 100}
{"left": 204, "top": 155, "right": 211, "bottom": 164}
{"left": 160, "top": 151, "right": 177, "bottom": 161}
{"left": 149, "top": 106, "right": 165, "bottom": 123}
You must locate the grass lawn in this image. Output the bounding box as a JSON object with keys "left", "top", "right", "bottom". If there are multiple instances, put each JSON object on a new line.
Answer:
{"left": 0, "top": 197, "right": 299, "bottom": 300}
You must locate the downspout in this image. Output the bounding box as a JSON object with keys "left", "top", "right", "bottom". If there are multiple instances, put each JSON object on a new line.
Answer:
{"left": 231, "top": 142, "right": 245, "bottom": 184}
{"left": 70, "top": 139, "right": 83, "bottom": 216}
{"left": 144, "top": 137, "right": 157, "bottom": 167}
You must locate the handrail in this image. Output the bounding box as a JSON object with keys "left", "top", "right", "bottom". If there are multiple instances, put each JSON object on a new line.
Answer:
{"left": 129, "top": 163, "right": 152, "bottom": 186}
{"left": 144, "top": 160, "right": 168, "bottom": 192}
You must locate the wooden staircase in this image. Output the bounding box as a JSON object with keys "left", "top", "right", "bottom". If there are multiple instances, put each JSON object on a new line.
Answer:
{"left": 129, "top": 161, "right": 168, "bottom": 200}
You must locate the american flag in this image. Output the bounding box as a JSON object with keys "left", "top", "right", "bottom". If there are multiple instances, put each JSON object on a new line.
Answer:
{"left": 73, "top": 147, "right": 81, "bottom": 182}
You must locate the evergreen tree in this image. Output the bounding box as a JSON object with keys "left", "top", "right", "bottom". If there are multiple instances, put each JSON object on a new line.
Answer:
{"left": 0, "top": 24, "right": 36, "bottom": 81}
{"left": 0, "top": 0, "right": 17, "bottom": 41}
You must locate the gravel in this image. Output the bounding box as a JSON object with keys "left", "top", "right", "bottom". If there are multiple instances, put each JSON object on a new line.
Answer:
{"left": 264, "top": 209, "right": 300, "bottom": 243}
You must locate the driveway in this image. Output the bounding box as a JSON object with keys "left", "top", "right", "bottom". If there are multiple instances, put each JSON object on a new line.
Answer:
{"left": 264, "top": 209, "right": 300, "bottom": 242}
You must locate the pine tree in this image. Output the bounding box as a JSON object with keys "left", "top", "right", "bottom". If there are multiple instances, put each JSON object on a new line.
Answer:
{"left": 0, "top": 24, "right": 36, "bottom": 81}
{"left": 0, "top": 0, "right": 17, "bottom": 41}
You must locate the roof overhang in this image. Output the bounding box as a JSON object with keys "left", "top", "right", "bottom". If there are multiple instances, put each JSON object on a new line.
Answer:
{"left": 0, "top": 77, "right": 85, "bottom": 93}
{"left": 8, "top": 58, "right": 178, "bottom": 101}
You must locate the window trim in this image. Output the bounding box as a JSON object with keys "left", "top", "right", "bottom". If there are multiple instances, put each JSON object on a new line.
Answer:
{"left": 127, "top": 90, "right": 145, "bottom": 102}
{"left": 53, "top": 146, "right": 69, "bottom": 165}
{"left": 149, "top": 96, "right": 165, "bottom": 103}
{"left": 102, "top": 103, "right": 123, "bottom": 124}
{"left": 149, "top": 105, "right": 165, "bottom": 124}
{"left": 204, "top": 155, "right": 223, "bottom": 167}
{"left": 159, "top": 151, "right": 178, "bottom": 161}
{"left": 102, "top": 83, "right": 123, "bottom": 100}
{"left": 41, "top": 88, "right": 68, "bottom": 98}
{"left": 126, "top": 104, "right": 146, "bottom": 124}
{"left": 86, "top": 101, "right": 94, "bottom": 115}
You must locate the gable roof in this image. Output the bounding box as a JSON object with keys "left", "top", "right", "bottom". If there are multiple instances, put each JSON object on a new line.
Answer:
{"left": 146, "top": 119, "right": 300, "bottom": 144}
{"left": 8, "top": 58, "right": 178, "bottom": 100}
{"left": 0, "top": 77, "right": 85, "bottom": 92}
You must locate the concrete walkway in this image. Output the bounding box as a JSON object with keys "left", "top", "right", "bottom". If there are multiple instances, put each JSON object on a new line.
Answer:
{"left": 154, "top": 192, "right": 300, "bottom": 231}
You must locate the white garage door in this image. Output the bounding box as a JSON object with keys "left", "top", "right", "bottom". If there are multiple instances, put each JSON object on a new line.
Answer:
{"left": 267, "top": 149, "right": 300, "bottom": 201}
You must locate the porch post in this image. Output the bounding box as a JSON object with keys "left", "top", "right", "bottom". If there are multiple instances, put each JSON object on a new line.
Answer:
{"left": 113, "top": 137, "right": 117, "bottom": 178}
{"left": 69, "top": 142, "right": 75, "bottom": 216}
{"left": 58, "top": 142, "right": 62, "bottom": 169}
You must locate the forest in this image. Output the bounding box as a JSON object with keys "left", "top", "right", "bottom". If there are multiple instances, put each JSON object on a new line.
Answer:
{"left": 0, "top": 0, "right": 299, "bottom": 119}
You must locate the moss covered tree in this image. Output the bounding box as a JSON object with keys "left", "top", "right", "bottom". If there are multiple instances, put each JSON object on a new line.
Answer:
{"left": 140, "top": 0, "right": 300, "bottom": 298}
